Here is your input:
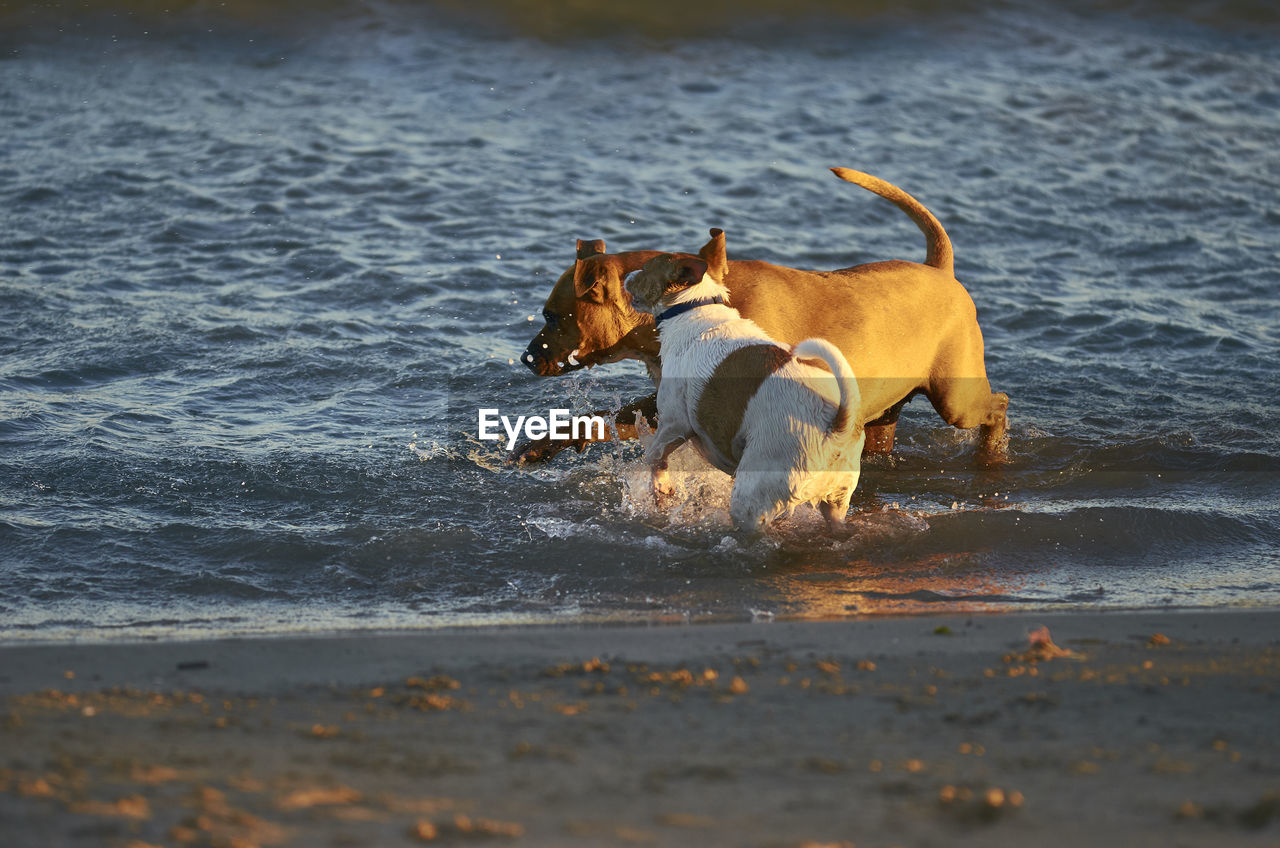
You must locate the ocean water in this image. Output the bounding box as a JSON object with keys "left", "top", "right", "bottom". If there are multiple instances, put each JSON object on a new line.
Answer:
{"left": 2, "top": 0, "right": 1278, "bottom": 642}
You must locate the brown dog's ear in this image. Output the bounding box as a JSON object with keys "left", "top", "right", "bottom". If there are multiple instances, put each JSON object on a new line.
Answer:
{"left": 572, "top": 240, "right": 608, "bottom": 302}
{"left": 698, "top": 228, "right": 728, "bottom": 281}
{"left": 573, "top": 258, "right": 606, "bottom": 303}
{"left": 668, "top": 257, "right": 709, "bottom": 289}
{"left": 576, "top": 239, "right": 606, "bottom": 260}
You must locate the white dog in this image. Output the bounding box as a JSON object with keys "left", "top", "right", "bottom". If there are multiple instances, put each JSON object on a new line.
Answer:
{"left": 625, "top": 251, "right": 866, "bottom": 533}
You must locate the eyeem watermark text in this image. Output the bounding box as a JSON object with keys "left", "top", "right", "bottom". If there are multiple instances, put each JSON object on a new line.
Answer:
{"left": 478, "top": 408, "right": 607, "bottom": 451}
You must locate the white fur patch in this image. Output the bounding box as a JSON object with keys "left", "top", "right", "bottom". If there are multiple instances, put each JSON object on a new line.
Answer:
{"left": 643, "top": 277, "right": 864, "bottom": 532}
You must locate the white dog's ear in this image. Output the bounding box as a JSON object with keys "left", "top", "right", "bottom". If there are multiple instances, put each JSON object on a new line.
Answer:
{"left": 698, "top": 228, "right": 728, "bottom": 281}
{"left": 668, "top": 256, "right": 708, "bottom": 289}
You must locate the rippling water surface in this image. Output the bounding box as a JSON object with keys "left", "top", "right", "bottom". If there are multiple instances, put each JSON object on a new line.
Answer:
{"left": 2, "top": 0, "right": 1278, "bottom": 641}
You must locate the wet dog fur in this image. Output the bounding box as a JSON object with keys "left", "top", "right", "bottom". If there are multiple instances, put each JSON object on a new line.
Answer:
{"left": 626, "top": 252, "right": 865, "bottom": 534}
{"left": 517, "top": 168, "right": 1008, "bottom": 464}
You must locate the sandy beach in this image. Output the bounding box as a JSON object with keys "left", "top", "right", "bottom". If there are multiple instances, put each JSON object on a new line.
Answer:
{"left": 1, "top": 610, "right": 1278, "bottom": 847}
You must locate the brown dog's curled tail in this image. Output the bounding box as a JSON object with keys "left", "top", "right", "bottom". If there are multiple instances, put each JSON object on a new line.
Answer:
{"left": 830, "top": 167, "right": 954, "bottom": 276}
{"left": 792, "top": 338, "right": 859, "bottom": 440}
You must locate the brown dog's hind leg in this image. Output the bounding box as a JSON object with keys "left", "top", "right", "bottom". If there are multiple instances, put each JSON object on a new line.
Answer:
{"left": 927, "top": 379, "right": 1010, "bottom": 464}
{"left": 976, "top": 392, "right": 1010, "bottom": 463}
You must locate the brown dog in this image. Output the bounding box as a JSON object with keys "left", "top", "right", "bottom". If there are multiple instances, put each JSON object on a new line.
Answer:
{"left": 515, "top": 168, "right": 1008, "bottom": 463}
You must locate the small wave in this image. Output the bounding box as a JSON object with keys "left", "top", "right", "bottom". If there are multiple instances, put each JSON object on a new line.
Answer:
{"left": 12, "top": 186, "right": 61, "bottom": 205}
{"left": 408, "top": 440, "right": 457, "bottom": 462}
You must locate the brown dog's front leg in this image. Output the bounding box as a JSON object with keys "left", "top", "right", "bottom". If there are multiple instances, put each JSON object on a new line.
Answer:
{"left": 864, "top": 422, "right": 897, "bottom": 454}
{"left": 863, "top": 397, "right": 910, "bottom": 454}
{"left": 608, "top": 393, "right": 658, "bottom": 441}
{"left": 507, "top": 393, "right": 659, "bottom": 465}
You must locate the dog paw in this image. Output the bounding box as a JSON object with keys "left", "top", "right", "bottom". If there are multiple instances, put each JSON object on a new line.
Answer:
{"left": 508, "top": 436, "right": 574, "bottom": 465}
{"left": 506, "top": 441, "right": 546, "bottom": 465}
{"left": 825, "top": 517, "right": 854, "bottom": 538}
{"left": 651, "top": 475, "right": 676, "bottom": 505}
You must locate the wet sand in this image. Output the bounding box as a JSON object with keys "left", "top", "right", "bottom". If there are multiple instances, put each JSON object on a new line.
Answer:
{"left": 1, "top": 610, "right": 1278, "bottom": 847}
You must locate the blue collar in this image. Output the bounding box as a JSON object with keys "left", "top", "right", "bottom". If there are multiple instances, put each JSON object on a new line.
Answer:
{"left": 654, "top": 296, "right": 728, "bottom": 326}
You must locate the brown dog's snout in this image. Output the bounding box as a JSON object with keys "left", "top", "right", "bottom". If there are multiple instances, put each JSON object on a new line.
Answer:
{"left": 523, "top": 332, "right": 582, "bottom": 376}
{"left": 521, "top": 342, "right": 560, "bottom": 376}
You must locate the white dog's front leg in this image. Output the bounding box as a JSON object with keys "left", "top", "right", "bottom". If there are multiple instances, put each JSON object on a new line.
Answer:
{"left": 645, "top": 426, "right": 688, "bottom": 504}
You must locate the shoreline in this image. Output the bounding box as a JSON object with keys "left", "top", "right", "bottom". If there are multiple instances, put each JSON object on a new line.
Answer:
{"left": 4, "top": 599, "right": 1275, "bottom": 650}
{"left": 2, "top": 608, "right": 1278, "bottom": 846}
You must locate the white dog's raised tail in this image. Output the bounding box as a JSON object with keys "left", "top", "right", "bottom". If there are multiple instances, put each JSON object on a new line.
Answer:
{"left": 791, "top": 338, "right": 859, "bottom": 438}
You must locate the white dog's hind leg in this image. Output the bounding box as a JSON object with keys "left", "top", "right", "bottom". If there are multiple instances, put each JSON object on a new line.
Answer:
{"left": 729, "top": 470, "right": 789, "bottom": 534}
{"left": 728, "top": 498, "right": 773, "bottom": 537}
{"left": 819, "top": 483, "right": 855, "bottom": 535}
{"left": 826, "top": 431, "right": 866, "bottom": 533}
{"left": 811, "top": 432, "right": 865, "bottom": 534}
